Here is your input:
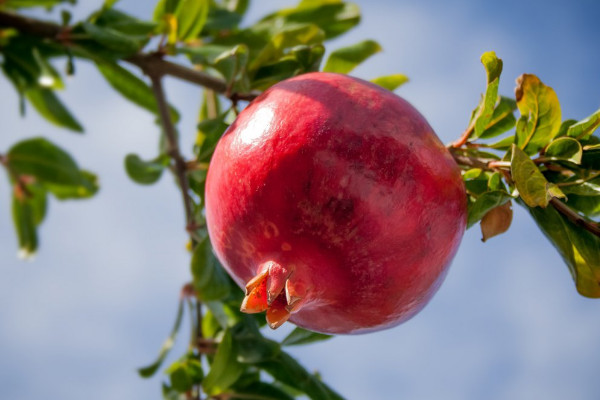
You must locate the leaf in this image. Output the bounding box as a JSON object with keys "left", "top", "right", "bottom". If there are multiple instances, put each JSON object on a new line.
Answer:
{"left": 478, "top": 96, "right": 517, "bottom": 139}
{"left": 467, "top": 190, "right": 512, "bottom": 228}
{"left": 124, "top": 154, "right": 170, "bottom": 185}
{"left": 165, "top": 356, "right": 204, "bottom": 393}
{"left": 2, "top": 0, "right": 71, "bottom": 9}
{"left": 480, "top": 201, "right": 513, "bottom": 242}
{"left": 281, "top": 327, "right": 332, "bottom": 346}
{"left": 323, "top": 39, "right": 381, "bottom": 74}
{"left": 95, "top": 61, "right": 180, "bottom": 122}
{"left": 230, "top": 382, "right": 295, "bottom": 400}
{"left": 525, "top": 201, "right": 600, "bottom": 297}
{"left": 11, "top": 183, "right": 47, "bottom": 259}
{"left": 260, "top": 1, "right": 360, "bottom": 39}
{"left": 559, "top": 176, "right": 600, "bottom": 197}
{"left": 94, "top": 9, "right": 158, "bottom": 39}
{"left": 514, "top": 74, "right": 562, "bottom": 155}
{"left": 45, "top": 170, "right": 99, "bottom": 199}
{"left": 81, "top": 22, "right": 143, "bottom": 55}
{"left": 488, "top": 135, "right": 515, "bottom": 151}
{"left": 190, "top": 237, "right": 231, "bottom": 301}
{"left": 565, "top": 195, "right": 600, "bottom": 217}
{"left": 566, "top": 109, "right": 600, "bottom": 140}
{"left": 231, "top": 319, "right": 280, "bottom": 363}
{"left": 25, "top": 88, "right": 83, "bottom": 132}
{"left": 214, "top": 44, "right": 250, "bottom": 92}
{"left": 138, "top": 299, "right": 185, "bottom": 378}
{"left": 257, "top": 351, "right": 344, "bottom": 400}
{"left": 511, "top": 144, "right": 564, "bottom": 208}
{"left": 8, "top": 137, "right": 85, "bottom": 185}
{"left": 174, "top": 0, "right": 209, "bottom": 41}
{"left": 544, "top": 137, "right": 583, "bottom": 164}
{"left": 370, "top": 74, "right": 408, "bottom": 91}
{"left": 472, "top": 51, "right": 503, "bottom": 139}
{"left": 203, "top": 329, "right": 246, "bottom": 395}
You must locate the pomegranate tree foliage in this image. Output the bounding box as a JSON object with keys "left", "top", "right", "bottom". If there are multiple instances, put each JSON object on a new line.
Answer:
{"left": 0, "top": 0, "right": 599, "bottom": 398}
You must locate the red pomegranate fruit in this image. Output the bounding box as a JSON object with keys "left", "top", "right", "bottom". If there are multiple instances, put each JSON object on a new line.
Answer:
{"left": 205, "top": 72, "right": 466, "bottom": 334}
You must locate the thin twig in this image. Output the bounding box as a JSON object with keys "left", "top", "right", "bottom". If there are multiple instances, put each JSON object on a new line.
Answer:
{"left": 147, "top": 73, "right": 196, "bottom": 232}
{"left": 549, "top": 197, "right": 600, "bottom": 237}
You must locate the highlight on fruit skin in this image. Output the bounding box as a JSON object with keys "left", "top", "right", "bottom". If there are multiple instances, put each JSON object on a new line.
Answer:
{"left": 205, "top": 72, "right": 467, "bottom": 334}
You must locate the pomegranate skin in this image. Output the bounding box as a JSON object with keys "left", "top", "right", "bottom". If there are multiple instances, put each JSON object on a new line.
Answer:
{"left": 205, "top": 72, "right": 466, "bottom": 334}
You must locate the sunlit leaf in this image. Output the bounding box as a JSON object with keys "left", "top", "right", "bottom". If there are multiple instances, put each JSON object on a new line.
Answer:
{"left": 567, "top": 109, "right": 600, "bottom": 140}
{"left": 370, "top": 74, "right": 408, "bottom": 91}
{"left": 174, "top": 0, "right": 209, "bottom": 41}
{"left": 544, "top": 137, "right": 582, "bottom": 164}
{"left": 526, "top": 201, "right": 600, "bottom": 297}
{"left": 478, "top": 96, "right": 517, "bottom": 139}
{"left": 514, "top": 74, "right": 562, "bottom": 155}
{"left": 472, "top": 51, "right": 502, "bottom": 139}
{"left": 323, "top": 39, "right": 381, "bottom": 74}
{"left": 511, "top": 145, "right": 564, "bottom": 207}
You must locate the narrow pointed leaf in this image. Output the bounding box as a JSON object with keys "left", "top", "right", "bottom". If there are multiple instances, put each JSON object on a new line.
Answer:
{"left": 479, "top": 96, "right": 517, "bottom": 139}
{"left": 323, "top": 39, "right": 381, "bottom": 74}
{"left": 175, "top": 0, "right": 209, "bottom": 41}
{"left": 203, "top": 329, "right": 245, "bottom": 395}
{"left": 25, "top": 88, "right": 83, "bottom": 132}
{"left": 138, "top": 299, "right": 185, "bottom": 378}
{"left": 472, "top": 51, "right": 502, "bottom": 138}
{"left": 566, "top": 109, "right": 600, "bottom": 140}
{"left": 281, "top": 327, "right": 332, "bottom": 346}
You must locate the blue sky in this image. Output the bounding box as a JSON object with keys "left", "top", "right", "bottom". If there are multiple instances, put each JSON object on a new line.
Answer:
{"left": 1, "top": 1, "right": 599, "bottom": 399}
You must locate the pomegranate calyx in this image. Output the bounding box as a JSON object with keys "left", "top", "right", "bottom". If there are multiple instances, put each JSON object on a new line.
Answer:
{"left": 240, "top": 261, "right": 309, "bottom": 329}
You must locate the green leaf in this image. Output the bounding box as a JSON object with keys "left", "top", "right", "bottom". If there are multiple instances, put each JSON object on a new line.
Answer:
{"left": 94, "top": 8, "right": 158, "bottom": 37}
{"left": 467, "top": 190, "right": 512, "bottom": 228}
{"left": 525, "top": 201, "right": 600, "bottom": 297}
{"left": 281, "top": 327, "right": 333, "bottom": 346}
{"left": 488, "top": 135, "right": 515, "bottom": 151}
{"left": 2, "top": 0, "right": 72, "bottom": 9}
{"left": 11, "top": 184, "right": 47, "bottom": 259}
{"left": 95, "top": 61, "right": 180, "bottom": 122}
{"left": 257, "top": 351, "right": 344, "bottom": 400}
{"left": 166, "top": 356, "right": 204, "bottom": 393}
{"left": 472, "top": 51, "right": 503, "bottom": 139}
{"left": 478, "top": 96, "right": 517, "bottom": 139}
{"left": 323, "top": 39, "right": 381, "bottom": 74}
{"left": 511, "top": 145, "right": 564, "bottom": 208}
{"left": 231, "top": 319, "right": 280, "bottom": 364}
{"left": 559, "top": 176, "right": 600, "bottom": 197}
{"left": 544, "top": 137, "right": 583, "bottom": 164}
{"left": 205, "top": 8, "right": 243, "bottom": 32}
{"left": 514, "top": 74, "right": 562, "bottom": 155}
{"left": 214, "top": 44, "right": 250, "bottom": 92}
{"left": 190, "top": 237, "right": 231, "bottom": 301}
{"left": 45, "top": 170, "right": 99, "bottom": 199}
{"left": 138, "top": 299, "right": 185, "bottom": 378}
{"left": 565, "top": 195, "right": 600, "bottom": 217}
{"left": 81, "top": 22, "right": 143, "bottom": 55}
{"left": 566, "top": 109, "right": 600, "bottom": 140}
{"left": 261, "top": 1, "right": 360, "bottom": 39}
{"left": 230, "top": 382, "right": 295, "bottom": 400}
{"left": 124, "top": 154, "right": 170, "bottom": 185}
{"left": 203, "top": 329, "right": 246, "bottom": 395}
{"left": 174, "top": 0, "right": 209, "bottom": 41}
{"left": 25, "top": 88, "right": 83, "bottom": 132}
{"left": 196, "top": 114, "right": 230, "bottom": 162}
{"left": 8, "top": 137, "right": 85, "bottom": 185}
{"left": 370, "top": 74, "right": 409, "bottom": 91}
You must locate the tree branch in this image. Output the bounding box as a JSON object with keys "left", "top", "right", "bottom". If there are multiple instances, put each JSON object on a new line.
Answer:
{"left": 0, "top": 10, "right": 260, "bottom": 101}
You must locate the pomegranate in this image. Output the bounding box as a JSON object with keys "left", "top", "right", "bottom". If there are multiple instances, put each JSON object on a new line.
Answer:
{"left": 205, "top": 72, "right": 466, "bottom": 334}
